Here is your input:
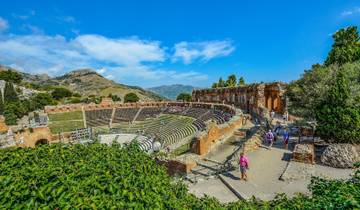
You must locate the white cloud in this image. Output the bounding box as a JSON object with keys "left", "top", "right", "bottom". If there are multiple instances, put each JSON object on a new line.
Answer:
{"left": 341, "top": 7, "right": 360, "bottom": 16}
{"left": 172, "top": 40, "right": 235, "bottom": 64}
{"left": 0, "top": 33, "right": 209, "bottom": 87}
{"left": 0, "top": 17, "right": 9, "bottom": 32}
{"left": 109, "top": 65, "right": 207, "bottom": 87}
{"left": 96, "top": 67, "right": 107, "bottom": 74}
{"left": 76, "top": 35, "right": 165, "bottom": 65}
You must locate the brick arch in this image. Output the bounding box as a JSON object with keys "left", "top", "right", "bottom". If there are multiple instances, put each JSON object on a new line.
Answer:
{"left": 35, "top": 138, "right": 49, "bottom": 146}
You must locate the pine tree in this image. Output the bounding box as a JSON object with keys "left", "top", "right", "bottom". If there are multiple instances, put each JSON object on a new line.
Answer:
{"left": 238, "top": 76, "right": 246, "bottom": 86}
{"left": 0, "top": 93, "right": 4, "bottom": 115}
{"left": 315, "top": 71, "right": 360, "bottom": 143}
{"left": 218, "top": 77, "right": 225, "bottom": 87}
{"left": 226, "top": 74, "right": 237, "bottom": 87}
{"left": 4, "top": 82, "right": 18, "bottom": 103}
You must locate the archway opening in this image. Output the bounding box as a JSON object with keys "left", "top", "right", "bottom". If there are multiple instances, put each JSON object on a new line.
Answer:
{"left": 35, "top": 139, "right": 49, "bottom": 146}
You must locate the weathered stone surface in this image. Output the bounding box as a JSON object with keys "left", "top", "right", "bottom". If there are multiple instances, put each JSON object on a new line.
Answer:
{"left": 320, "top": 144, "right": 359, "bottom": 168}
{"left": 292, "top": 143, "right": 315, "bottom": 164}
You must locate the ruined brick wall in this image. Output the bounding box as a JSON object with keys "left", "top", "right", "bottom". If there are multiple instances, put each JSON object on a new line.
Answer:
{"left": 156, "top": 158, "right": 197, "bottom": 175}
{"left": 191, "top": 115, "right": 245, "bottom": 155}
{"left": 14, "top": 127, "right": 55, "bottom": 148}
{"left": 192, "top": 82, "right": 286, "bottom": 113}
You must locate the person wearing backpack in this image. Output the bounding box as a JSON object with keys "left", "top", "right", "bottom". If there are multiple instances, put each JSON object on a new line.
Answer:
{"left": 239, "top": 152, "right": 249, "bottom": 181}
{"left": 265, "top": 130, "right": 274, "bottom": 149}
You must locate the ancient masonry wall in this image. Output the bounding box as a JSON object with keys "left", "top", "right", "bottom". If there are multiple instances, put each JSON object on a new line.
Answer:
{"left": 192, "top": 82, "right": 287, "bottom": 113}
{"left": 191, "top": 115, "right": 246, "bottom": 155}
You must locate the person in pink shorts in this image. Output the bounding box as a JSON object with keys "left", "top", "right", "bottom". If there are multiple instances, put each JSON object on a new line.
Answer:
{"left": 239, "top": 152, "right": 249, "bottom": 181}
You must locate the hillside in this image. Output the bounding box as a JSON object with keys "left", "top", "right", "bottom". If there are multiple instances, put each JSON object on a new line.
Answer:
{"left": 0, "top": 65, "right": 164, "bottom": 102}
{"left": 148, "top": 84, "right": 197, "bottom": 100}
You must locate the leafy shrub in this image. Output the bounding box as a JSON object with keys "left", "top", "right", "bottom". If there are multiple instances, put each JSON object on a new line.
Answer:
{"left": 124, "top": 92, "right": 139, "bottom": 103}
{"left": 176, "top": 93, "right": 192, "bottom": 102}
{"left": 0, "top": 70, "right": 22, "bottom": 84}
{"left": 315, "top": 71, "right": 360, "bottom": 143}
{"left": 0, "top": 143, "right": 359, "bottom": 209}
{"left": 51, "top": 87, "right": 73, "bottom": 100}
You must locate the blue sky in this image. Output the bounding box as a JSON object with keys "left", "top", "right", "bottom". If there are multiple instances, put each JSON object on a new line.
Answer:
{"left": 0, "top": 1, "right": 359, "bottom": 88}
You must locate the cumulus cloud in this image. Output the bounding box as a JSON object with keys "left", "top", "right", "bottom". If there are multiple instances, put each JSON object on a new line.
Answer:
{"left": 0, "top": 33, "right": 208, "bottom": 86}
{"left": 341, "top": 7, "right": 360, "bottom": 16}
{"left": 172, "top": 40, "right": 235, "bottom": 64}
{"left": 75, "top": 35, "right": 166, "bottom": 65}
{"left": 0, "top": 17, "right": 9, "bottom": 32}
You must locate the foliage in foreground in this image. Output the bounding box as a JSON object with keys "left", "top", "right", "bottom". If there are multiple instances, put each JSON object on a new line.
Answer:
{"left": 0, "top": 143, "right": 359, "bottom": 209}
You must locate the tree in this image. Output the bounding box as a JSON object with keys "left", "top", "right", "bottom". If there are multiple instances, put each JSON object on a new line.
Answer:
{"left": 238, "top": 76, "right": 246, "bottom": 86}
{"left": 124, "top": 93, "right": 139, "bottom": 103}
{"left": 51, "top": 87, "right": 73, "bottom": 100}
{"left": 4, "top": 82, "right": 18, "bottom": 102}
{"left": 108, "top": 93, "right": 121, "bottom": 102}
{"left": 211, "top": 83, "right": 218, "bottom": 88}
{"left": 0, "top": 70, "right": 23, "bottom": 84}
{"left": 226, "top": 74, "right": 237, "bottom": 87}
{"left": 0, "top": 94, "right": 4, "bottom": 115}
{"left": 325, "top": 26, "right": 360, "bottom": 66}
{"left": 176, "top": 93, "right": 192, "bottom": 102}
{"left": 218, "top": 77, "right": 225, "bottom": 88}
{"left": 33, "top": 93, "right": 57, "bottom": 110}
{"left": 3, "top": 109, "right": 17, "bottom": 125}
{"left": 315, "top": 71, "right": 360, "bottom": 143}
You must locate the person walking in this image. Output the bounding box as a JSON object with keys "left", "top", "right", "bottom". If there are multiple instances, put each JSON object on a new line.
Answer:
{"left": 266, "top": 130, "right": 274, "bottom": 149}
{"left": 283, "top": 128, "right": 290, "bottom": 150}
{"left": 239, "top": 152, "right": 249, "bottom": 181}
{"left": 283, "top": 111, "right": 289, "bottom": 123}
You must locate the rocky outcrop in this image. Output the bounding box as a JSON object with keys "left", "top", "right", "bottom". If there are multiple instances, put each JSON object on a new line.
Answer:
{"left": 320, "top": 144, "right": 359, "bottom": 168}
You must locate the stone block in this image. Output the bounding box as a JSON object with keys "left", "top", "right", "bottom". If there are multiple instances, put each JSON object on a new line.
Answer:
{"left": 292, "top": 143, "right": 315, "bottom": 164}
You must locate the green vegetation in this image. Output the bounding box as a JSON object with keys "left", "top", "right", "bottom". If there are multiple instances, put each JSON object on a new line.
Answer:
{"left": 212, "top": 74, "right": 246, "bottom": 88}
{"left": 176, "top": 92, "right": 192, "bottom": 102}
{"left": 325, "top": 26, "right": 360, "bottom": 66}
{"left": 0, "top": 70, "right": 22, "bottom": 83}
{"left": 0, "top": 143, "right": 359, "bottom": 209}
{"left": 51, "top": 87, "right": 73, "bottom": 100}
{"left": 108, "top": 93, "right": 121, "bottom": 102}
{"left": 4, "top": 82, "right": 18, "bottom": 102}
{"left": 48, "top": 111, "right": 84, "bottom": 133}
{"left": 124, "top": 92, "right": 140, "bottom": 103}
{"left": 314, "top": 71, "right": 360, "bottom": 143}
{"left": 287, "top": 26, "right": 360, "bottom": 143}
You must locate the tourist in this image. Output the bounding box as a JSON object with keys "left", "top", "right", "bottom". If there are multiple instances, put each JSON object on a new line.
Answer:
{"left": 265, "top": 130, "right": 274, "bottom": 149}
{"left": 270, "top": 110, "right": 275, "bottom": 119}
{"left": 283, "top": 111, "right": 289, "bottom": 123}
{"left": 283, "top": 128, "right": 290, "bottom": 150}
{"left": 239, "top": 152, "right": 249, "bottom": 181}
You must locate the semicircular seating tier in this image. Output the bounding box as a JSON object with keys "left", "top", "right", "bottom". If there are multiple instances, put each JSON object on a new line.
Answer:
{"left": 46, "top": 102, "right": 236, "bottom": 147}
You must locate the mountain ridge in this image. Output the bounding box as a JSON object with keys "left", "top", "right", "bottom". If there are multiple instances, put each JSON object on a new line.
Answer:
{"left": 0, "top": 65, "right": 165, "bottom": 102}
{"left": 148, "top": 84, "right": 199, "bottom": 100}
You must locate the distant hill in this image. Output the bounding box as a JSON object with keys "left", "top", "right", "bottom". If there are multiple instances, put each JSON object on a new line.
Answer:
{"left": 0, "top": 65, "right": 164, "bottom": 102}
{"left": 148, "top": 84, "right": 198, "bottom": 100}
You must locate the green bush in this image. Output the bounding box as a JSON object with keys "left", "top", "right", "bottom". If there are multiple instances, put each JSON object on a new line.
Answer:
{"left": 124, "top": 92, "right": 139, "bottom": 103}
{"left": 315, "top": 71, "right": 360, "bottom": 143}
{"left": 0, "top": 143, "right": 359, "bottom": 209}
{"left": 51, "top": 87, "right": 73, "bottom": 100}
{"left": 176, "top": 93, "right": 192, "bottom": 102}
{"left": 0, "top": 70, "right": 22, "bottom": 84}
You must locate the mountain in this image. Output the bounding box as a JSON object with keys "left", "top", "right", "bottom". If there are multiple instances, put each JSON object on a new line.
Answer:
{"left": 148, "top": 84, "right": 198, "bottom": 100}
{"left": 0, "top": 65, "right": 164, "bottom": 102}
